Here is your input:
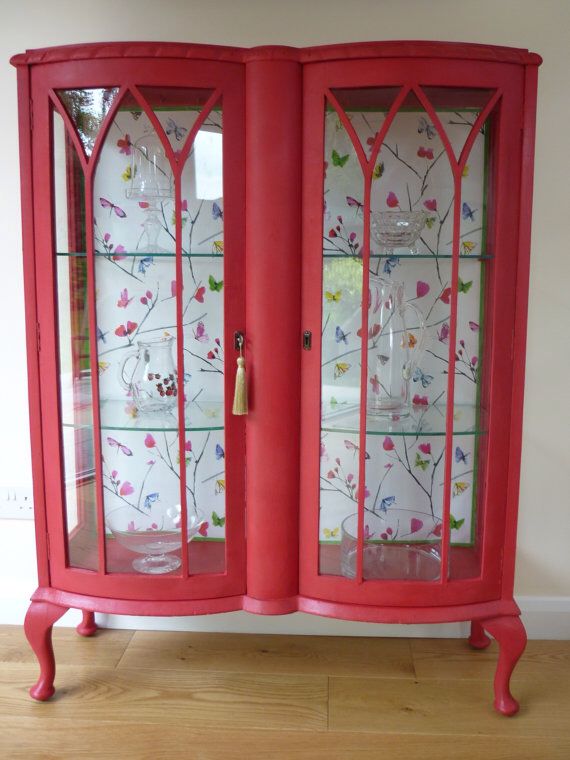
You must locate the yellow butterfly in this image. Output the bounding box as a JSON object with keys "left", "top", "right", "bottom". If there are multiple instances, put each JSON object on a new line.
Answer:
{"left": 98, "top": 361, "right": 110, "bottom": 374}
{"left": 401, "top": 332, "right": 417, "bottom": 349}
{"left": 212, "top": 240, "right": 224, "bottom": 254}
{"left": 325, "top": 290, "right": 342, "bottom": 303}
{"left": 462, "top": 164, "right": 470, "bottom": 178}
{"left": 372, "top": 162, "right": 384, "bottom": 180}
{"left": 334, "top": 362, "right": 351, "bottom": 379}
{"left": 453, "top": 481, "right": 469, "bottom": 497}
{"left": 461, "top": 240, "right": 476, "bottom": 255}
{"left": 121, "top": 165, "right": 136, "bottom": 182}
{"left": 215, "top": 479, "right": 226, "bottom": 494}
{"left": 323, "top": 527, "right": 339, "bottom": 539}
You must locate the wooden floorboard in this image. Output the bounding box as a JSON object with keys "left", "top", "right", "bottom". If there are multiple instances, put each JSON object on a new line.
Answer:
{"left": 0, "top": 625, "right": 569, "bottom": 758}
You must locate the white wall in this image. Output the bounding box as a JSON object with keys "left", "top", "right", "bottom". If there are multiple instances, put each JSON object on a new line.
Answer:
{"left": 1, "top": 0, "right": 569, "bottom": 636}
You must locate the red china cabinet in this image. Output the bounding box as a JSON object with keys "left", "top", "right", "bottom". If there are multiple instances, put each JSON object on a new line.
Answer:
{"left": 11, "top": 40, "right": 540, "bottom": 713}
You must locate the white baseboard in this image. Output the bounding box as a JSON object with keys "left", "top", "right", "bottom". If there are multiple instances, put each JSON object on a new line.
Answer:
{"left": 1, "top": 591, "right": 569, "bottom": 638}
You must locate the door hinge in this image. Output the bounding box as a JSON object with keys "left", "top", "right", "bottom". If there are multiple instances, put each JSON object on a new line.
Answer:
{"left": 36, "top": 322, "right": 41, "bottom": 353}
{"left": 303, "top": 330, "right": 312, "bottom": 350}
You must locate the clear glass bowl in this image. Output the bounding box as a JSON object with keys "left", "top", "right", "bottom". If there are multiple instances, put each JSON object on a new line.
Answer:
{"left": 340, "top": 508, "right": 441, "bottom": 581}
{"left": 105, "top": 505, "right": 205, "bottom": 574}
{"left": 371, "top": 210, "right": 427, "bottom": 255}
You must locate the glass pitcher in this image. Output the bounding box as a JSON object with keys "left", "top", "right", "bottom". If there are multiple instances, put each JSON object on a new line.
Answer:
{"left": 119, "top": 336, "right": 179, "bottom": 414}
{"left": 366, "top": 275, "right": 426, "bottom": 417}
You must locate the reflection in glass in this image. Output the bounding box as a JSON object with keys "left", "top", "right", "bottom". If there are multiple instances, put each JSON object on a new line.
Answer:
{"left": 57, "top": 88, "right": 119, "bottom": 156}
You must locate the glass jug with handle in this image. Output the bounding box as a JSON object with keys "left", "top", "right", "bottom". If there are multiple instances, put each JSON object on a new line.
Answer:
{"left": 119, "top": 336, "right": 179, "bottom": 414}
{"left": 366, "top": 275, "right": 426, "bottom": 418}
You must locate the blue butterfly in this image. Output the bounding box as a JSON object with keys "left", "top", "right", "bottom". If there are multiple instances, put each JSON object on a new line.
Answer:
{"left": 96, "top": 327, "right": 107, "bottom": 343}
{"left": 413, "top": 367, "right": 434, "bottom": 388}
{"left": 212, "top": 202, "right": 223, "bottom": 220}
{"left": 462, "top": 202, "right": 476, "bottom": 221}
{"left": 138, "top": 256, "right": 154, "bottom": 274}
{"left": 144, "top": 492, "right": 160, "bottom": 509}
{"left": 165, "top": 117, "right": 188, "bottom": 142}
{"left": 383, "top": 256, "right": 400, "bottom": 275}
{"left": 379, "top": 496, "right": 396, "bottom": 513}
{"left": 215, "top": 443, "right": 225, "bottom": 460}
{"left": 335, "top": 326, "right": 350, "bottom": 344}
{"left": 455, "top": 446, "right": 470, "bottom": 464}
{"left": 418, "top": 116, "right": 436, "bottom": 140}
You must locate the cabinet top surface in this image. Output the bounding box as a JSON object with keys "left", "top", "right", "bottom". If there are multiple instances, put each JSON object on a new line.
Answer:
{"left": 10, "top": 40, "right": 542, "bottom": 67}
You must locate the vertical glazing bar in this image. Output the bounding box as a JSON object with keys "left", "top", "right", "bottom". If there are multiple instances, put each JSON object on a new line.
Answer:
{"left": 83, "top": 174, "right": 107, "bottom": 574}
{"left": 174, "top": 166, "right": 189, "bottom": 577}
{"left": 356, "top": 175, "right": 372, "bottom": 584}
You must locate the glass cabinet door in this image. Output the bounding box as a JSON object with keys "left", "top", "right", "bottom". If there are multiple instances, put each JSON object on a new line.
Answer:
{"left": 301, "top": 63, "right": 522, "bottom": 603}
{"left": 37, "top": 61, "right": 245, "bottom": 594}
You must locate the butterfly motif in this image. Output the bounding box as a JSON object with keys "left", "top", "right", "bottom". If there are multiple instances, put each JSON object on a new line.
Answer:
{"left": 402, "top": 332, "right": 417, "bottom": 349}
{"left": 323, "top": 527, "right": 340, "bottom": 539}
{"left": 193, "top": 321, "right": 209, "bottom": 342}
{"left": 117, "top": 288, "right": 133, "bottom": 309}
{"left": 97, "top": 327, "right": 108, "bottom": 343}
{"left": 331, "top": 149, "right": 349, "bottom": 167}
{"left": 212, "top": 201, "right": 223, "bottom": 220}
{"left": 413, "top": 367, "right": 434, "bottom": 388}
{"left": 346, "top": 196, "right": 363, "bottom": 214}
{"left": 208, "top": 275, "right": 223, "bottom": 292}
{"left": 212, "top": 511, "right": 225, "bottom": 528}
{"left": 212, "top": 240, "right": 224, "bottom": 254}
{"left": 415, "top": 452, "right": 429, "bottom": 471}
{"left": 437, "top": 323, "right": 450, "bottom": 343}
{"left": 335, "top": 326, "right": 350, "bottom": 344}
{"left": 469, "top": 321, "right": 479, "bottom": 332}
{"left": 98, "top": 361, "right": 110, "bottom": 374}
{"left": 462, "top": 202, "right": 476, "bottom": 221}
{"left": 144, "top": 492, "right": 160, "bottom": 510}
{"left": 117, "top": 134, "right": 132, "bottom": 155}
{"left": 100, "top": 197, "right": 127, "bottom": 218}
{"left": 165, "top": 117, "right": 188, "bottom": 142}
{"left": 458, "top": 277, "right": 473, "bottom": 294}
{"left": 372, "top": 162, "right": 384, "bottom": 180}
{"left": 325, "top": 290, "right": 342, "bottom": 303}
{"left": 363, "top": 524, "right": 375, "bottom": 540}
{"left": 455, "top": 446, "right": 470, "bottom": 464}
{"left": 370, "top": 374, "right": 380, "bottom": 394}
{"left": 138, "top": 256, "right": 154, "bottom": 274}
{"left": 130, "top": 110, "right": 142, "bottom": 121}
{"left": 198, "top": 522, "right": 209, "bottom": 537}
{"left": 453, "top": 481, "right": 469, "bottom": 497}
{"left": 121, "top": 165, "right": 135, "bottom": 182}
{"left": 115, "top": 321, "right": 137, "bottom": 337}
{"left": 357, "top": 323, "right": 381, "bottom": 340}
{"left": 377, "top": 354, "right": 389, "bottom": 365}
{"left": 215, "top": 443, "right": 225, "bottom": 460}
{"left": 425, "top": 216, "right": 437, "bottom": 229}
{"left": 450, "top": 514, "right": 466, "bottom": 530}
{"left": 334, "top": 362, "right": 350, "bottom": 379}
{"left": 461, "top": 241, "right": 476, "bottom": 255}
{"left": 107, "top": 437, "right": 133, "bottom": 456}
{"left": 215, "top": 479, "right": 226, "bottom": 494}
{"left": 120, "top": 482, "right": 135, "bottom": 497}
{"left": 417, "top": 146, "right": 434, "bottom": 159}
{"left": 344, "top": 440, "right": 370, "bottom": 459}
{"left": 383, "top": 256, "right": 400, "bottom": 275}
{"left": 379, "top": 495, "right": 396, "bottom": 513}
{"left": 418, "top": 116, "right": 436, "bottom": 139}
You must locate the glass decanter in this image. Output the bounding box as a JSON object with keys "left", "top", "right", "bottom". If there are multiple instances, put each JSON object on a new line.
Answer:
{"left": 119, "top": 336, "right": 179, "bottom": 414}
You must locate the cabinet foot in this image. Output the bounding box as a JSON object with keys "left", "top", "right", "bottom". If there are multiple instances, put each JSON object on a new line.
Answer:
{"left": 469, "top": 620, "right": 492, "bottom": 649}
{"left": 24, "top": 600, "right": 68, "bottom": 701}
{"left": 76, "top": 610, "right": 97, "bottom": 637}
{"left": 480, "top": 615, "right": 527, "bottom": 716}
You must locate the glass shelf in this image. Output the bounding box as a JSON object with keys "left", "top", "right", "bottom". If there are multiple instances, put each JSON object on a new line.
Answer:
{"left": 63, "top": 399, "right": 224, "bottom": 432}
{"left": 56, "top": 251, "right": 223, "bottom": 258}
{"left": 321, "top": 402, "right": 483, "bottom": 437}
{"left": 322, "top": 252, "right": 492, "bottom": 260}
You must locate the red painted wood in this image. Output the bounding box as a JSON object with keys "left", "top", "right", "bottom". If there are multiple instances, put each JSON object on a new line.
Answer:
{"left": 481, "top": 615, "right": 527, "bottom": 715}
{"left": 469, "top": 619, "right": 492, "bottom": 649}
{"left": 245, "top": 58, "right": 302, "bottom": 601}
{"left": 24, "top": 600, "right": 68, "bottom": 700}
{"left": 76, "top": 610, "right": 97, "bottom": 637}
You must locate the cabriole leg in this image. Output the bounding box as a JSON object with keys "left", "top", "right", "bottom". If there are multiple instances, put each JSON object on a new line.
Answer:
{"left": 469, "top": 619, "right": 492, "bottom": 649}
{"left": 24, "top": 600, "right": 68, "bottom": 701}
{"left": 481, "top": 615, "right": 527, "bottom": 716}
{"left": 76, "top": 610, "right": 97, "bottom": 637}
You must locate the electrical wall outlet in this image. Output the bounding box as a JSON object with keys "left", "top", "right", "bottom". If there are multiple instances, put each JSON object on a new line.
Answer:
{"left": 0, "top": 486, "right": 34, "bottom": 520}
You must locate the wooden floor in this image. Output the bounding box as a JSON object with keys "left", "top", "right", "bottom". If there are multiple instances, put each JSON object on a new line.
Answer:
{"left": 0, "top": 626, "right": 569, "bottom": 759}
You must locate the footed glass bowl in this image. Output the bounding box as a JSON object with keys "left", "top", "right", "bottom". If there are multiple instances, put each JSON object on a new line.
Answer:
{"left": 106, "top": 505, "right": 205, "bottom": 574}
{"left": 371, "top": 210, "right": 427, "bottom": 255}
{"left": 340, "top": 508, "right": 441, "bottom": 581}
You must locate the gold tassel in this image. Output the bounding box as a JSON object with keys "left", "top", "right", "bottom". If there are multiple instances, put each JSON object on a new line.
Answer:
{"left": 232, "top": 335, "right": 248, "bottom": 415}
